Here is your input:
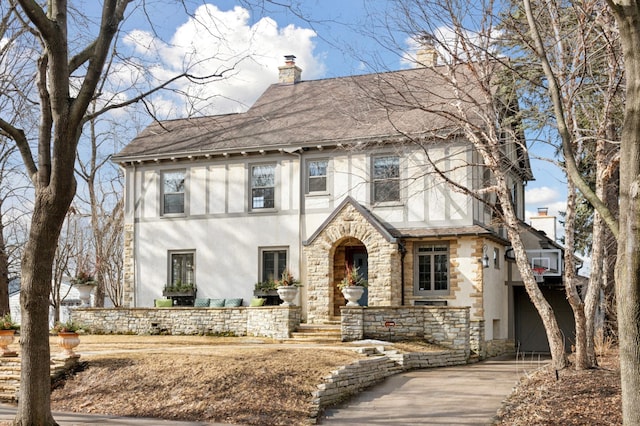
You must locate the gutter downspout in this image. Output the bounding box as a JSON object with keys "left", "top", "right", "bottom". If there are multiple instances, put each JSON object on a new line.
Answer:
{"left": 399, "top": 240, "right": 407, "bottom": 305}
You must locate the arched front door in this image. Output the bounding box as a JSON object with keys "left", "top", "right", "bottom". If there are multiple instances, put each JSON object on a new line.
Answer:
{"left": 332, "top": 239, "right": 368, "bottom": 317}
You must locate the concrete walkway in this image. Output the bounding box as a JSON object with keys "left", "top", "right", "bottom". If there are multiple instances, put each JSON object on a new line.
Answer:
{"left": 320, "top": 354, "right": 548, "bottom": 425}
{"left": 0, "top": 404, "right": 221, "bottom": 425}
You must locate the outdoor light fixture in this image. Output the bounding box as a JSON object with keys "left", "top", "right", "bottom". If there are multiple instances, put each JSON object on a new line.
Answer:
{"left": 482, "top": 245, "right": 490, "bottom": 268}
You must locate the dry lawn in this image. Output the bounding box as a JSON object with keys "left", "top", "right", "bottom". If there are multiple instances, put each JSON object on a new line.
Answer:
{"left": 493, "top": 348, "right": 622, "bottom": 425}
{"left": 49, "top": 335, "right": 365, "bottom": 425}
{"left": 1, "top": 336, "right": 623, "bottom": 425}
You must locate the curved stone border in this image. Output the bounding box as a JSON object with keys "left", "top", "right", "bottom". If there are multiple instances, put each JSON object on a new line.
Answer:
{"left": 309, "top": 348, "right": 468, "bottom": 422}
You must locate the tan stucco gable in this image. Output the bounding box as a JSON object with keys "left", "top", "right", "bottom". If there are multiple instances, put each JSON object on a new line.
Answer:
{"left": 303, "top": 197, "right": 401, "bottom": 323}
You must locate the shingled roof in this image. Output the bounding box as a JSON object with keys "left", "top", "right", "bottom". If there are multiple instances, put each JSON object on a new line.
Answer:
{"left": 113, "top": 63, "right": 511, "bottom": 162}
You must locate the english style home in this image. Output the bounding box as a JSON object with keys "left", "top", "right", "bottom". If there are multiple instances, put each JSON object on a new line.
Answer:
{"left": 113, "top": 55, "right": 570, "bottom": 355}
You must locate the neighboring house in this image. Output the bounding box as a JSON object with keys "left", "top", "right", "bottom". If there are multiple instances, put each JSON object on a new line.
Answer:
{"left": 114, "top": 55, "right": 571, "bottom": 355}
{"left": 9, "top": 277, "right": 86, "bottom": 328}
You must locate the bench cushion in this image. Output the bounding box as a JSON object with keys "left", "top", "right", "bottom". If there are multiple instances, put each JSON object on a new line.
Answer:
{"left": 155, "top": 299, "right": 173, "bottom": 308}
{"left": 224, "top": 298, "right": 243, "bottom": 307}
{"left": 209, "top": 298, "right": 225, "bottom": 308}
{"left": 194, "top": 298, "right": 210, "bottom": 307}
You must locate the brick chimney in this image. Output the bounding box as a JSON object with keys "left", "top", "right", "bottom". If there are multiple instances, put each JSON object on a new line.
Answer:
{"left": 278, "top": 55, "right": 302, "bottom": 84}
{"left": 530, "top": 207, "right": 557, "bottom": 241}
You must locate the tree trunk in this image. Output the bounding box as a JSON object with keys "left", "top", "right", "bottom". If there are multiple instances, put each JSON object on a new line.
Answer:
{"left": 563, "top": 180, "right": 589, "bottom": 369}
{"left": 0, "top": 203, "right": 10, "bottom": 316}
{"left": 607, "top": 1, "right": 640, "bottom": 423}
{"left": 16, "top": 188, "right": 73, "bottom": 425}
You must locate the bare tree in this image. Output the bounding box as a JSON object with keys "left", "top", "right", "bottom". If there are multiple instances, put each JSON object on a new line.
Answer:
{"left": 0, "top": 2, "right": 229, "bottom": 422}
{"left": 358, "top": 0, "right": 568, "bottom": 369}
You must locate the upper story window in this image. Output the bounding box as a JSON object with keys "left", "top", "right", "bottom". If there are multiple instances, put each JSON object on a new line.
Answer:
{"left": 307, "top": 159, "right": 328, "bottom": 193}
{"left": 373, "top": 155, "right": 400, "bottom": 203}
{"left": 162, "top": 170, "right": 185, "bottom": 215}
{"left": 251, "top": 164, "right": 275, "bottom": 209}
{"left": 169, "top": 251, "right": 195, "bottom": 286}
{"left": 415, "top": 243, "right": 449, "bottom": 295}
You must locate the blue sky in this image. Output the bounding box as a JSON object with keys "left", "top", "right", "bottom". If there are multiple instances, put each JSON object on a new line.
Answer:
{"left": 112, "top": 0, "right": 567, "bottom": 226}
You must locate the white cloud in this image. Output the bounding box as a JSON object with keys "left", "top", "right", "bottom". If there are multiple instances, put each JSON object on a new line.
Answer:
{"left": 118, "top": 4, "right": 325, "bottom": 118}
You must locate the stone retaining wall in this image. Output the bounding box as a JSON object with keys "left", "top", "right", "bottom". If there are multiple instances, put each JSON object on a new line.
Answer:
{"left": 341, "top": 306, "right": 470, "bottom": 357}
{"left": 310, "top": 348, "right": 468, "bottom": 419}
{"left": 71, "top": 306, "right": 301, "bottom": 339}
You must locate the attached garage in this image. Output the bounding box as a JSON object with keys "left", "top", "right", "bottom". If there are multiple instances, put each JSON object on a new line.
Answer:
{"left": 514, "top": 285, "right": 576, "bottom": 353}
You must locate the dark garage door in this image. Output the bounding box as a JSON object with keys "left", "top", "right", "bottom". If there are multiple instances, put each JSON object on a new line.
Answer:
{"left": 514, "top": 286, "right": 576, "bottom": 353}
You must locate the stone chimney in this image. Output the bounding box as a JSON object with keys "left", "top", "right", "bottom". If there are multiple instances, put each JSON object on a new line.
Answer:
{"left": 416, "top": 34, "right": 438, "bottom": 67}
{"left": 416, "top": 46, "right": 438, "bottom": 67}
{"left": 278, "top": 55, "right": 302, "bottom": 84}
{"left": 530, "top": 207, "right": 557, "bottom": 241}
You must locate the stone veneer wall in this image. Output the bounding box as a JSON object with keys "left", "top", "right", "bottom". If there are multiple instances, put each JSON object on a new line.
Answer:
{"left": 71, "top": 306, "right": 301, "bottom": 339}
{"left": 341, "top": 306, "right": 470, "bottom": 357}
{"left": 122, "top": 224, "right": 135, "bottom": 307}
{"left": 304, "top": 203, "right": 400, "bottom": 323}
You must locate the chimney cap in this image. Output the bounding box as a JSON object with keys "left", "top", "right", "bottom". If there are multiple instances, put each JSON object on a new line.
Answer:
{"left": 284, "top": 54, "right": 296, "bottom": 63}
{"left": 537, "top": 207, "right": 549, "bottom": 216}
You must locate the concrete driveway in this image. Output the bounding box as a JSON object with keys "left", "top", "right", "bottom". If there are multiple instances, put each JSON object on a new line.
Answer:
{"left": 320, "top": 354, "right": 548, "bottom": 425}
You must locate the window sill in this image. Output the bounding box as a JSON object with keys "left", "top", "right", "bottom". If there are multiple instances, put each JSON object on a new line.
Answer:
{"left": 161, "top": 213, "right": 187, "bottom": 218}
{"left": 305, "top": 191, "right": 331, "bottom": 197}
{"left": 372, "top": 201, "right": 404, "bottom": 208}
{"left": 249, "top": 208, "right": 278, "bottom": 214}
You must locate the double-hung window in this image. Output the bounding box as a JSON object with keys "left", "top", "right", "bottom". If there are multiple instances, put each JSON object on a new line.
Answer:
{"left": 415, "top": 244, "right": 449, "bottom": 295}
{"left": 261, "top": 248, "right": 287, "bottom": 283}
{"left": 307, "top": 159, "right": 328, "bottom": 193}
{"left": 251, "top": 164, "right": 275, "bottom": 209}
{"left": 162, "top": 170, "right": 185, "bottom": 214}
{"left": 373, "top": 155, "right": 400, "bottom": 203}
{"left": 170, "top": 251, "right": 195, "bottom": 286}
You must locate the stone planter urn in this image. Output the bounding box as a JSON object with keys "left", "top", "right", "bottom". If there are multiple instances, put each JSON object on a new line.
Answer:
{"left": 276, "top": 286, "right": 299, "bottom": 306}
{"left": 75, "top": 283, "right": 95, "bottom": 307}
{"left": 58, "top": 332, "right": 81, "bottom": 358}
{"left": 0, "top": 330, "right": 17, "bottom": 357}
{"left": 342, "top": 286, "right": 365, "bottom": 306}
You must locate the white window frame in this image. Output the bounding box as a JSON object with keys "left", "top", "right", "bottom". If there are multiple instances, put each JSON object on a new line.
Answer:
{"left": 414, "top": 243, "right": 450, "bottom": 296}
{"left": 161, "top": 169, "right": 186, "bottom": 215}
{"left": 250, "top": 163, "right": 276, "bottom": 210}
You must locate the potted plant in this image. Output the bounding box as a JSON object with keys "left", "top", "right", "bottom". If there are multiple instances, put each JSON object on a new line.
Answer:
{"left": 71, "top": 270, "right": 97, "bottom": 307}
{"left": 276, "top": 269, "right": 301, "bottom": 306}
{"left": 52, "top": 320, "right": 83, "bottom": 358}
{"left": 0, "top": 314, "right": 18, "bottom": 357}
{"left": 337, "top": 264, "right": 368, "bottom": 306}
{"left": 162, "top": 281, "right": 196, "bottom": 297}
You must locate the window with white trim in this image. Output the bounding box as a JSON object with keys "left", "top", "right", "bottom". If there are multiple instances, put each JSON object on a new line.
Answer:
{"left": 415, "top": 243, "right": 449, "bottom": 295}
{"left": 251, "top": 164, "right": 275, "bottom": 209}
{"left": 373, "top": 155, "right": 400, "bottom": 203}
{"left": 162, "top": 170, "right": 185, "bottom": 214}
{"left": 260, "top": 248, "right": 287, "bottom": 283}
{"left": 169, "top": 251, "right": 195, "bottom": 286}
{"left": 307, "top": 159, "right": 328, "bottom": 193}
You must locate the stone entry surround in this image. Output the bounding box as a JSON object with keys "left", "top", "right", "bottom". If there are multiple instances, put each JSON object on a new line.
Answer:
{"left": 304, "top": 199, "right": 401, "bottom": 324}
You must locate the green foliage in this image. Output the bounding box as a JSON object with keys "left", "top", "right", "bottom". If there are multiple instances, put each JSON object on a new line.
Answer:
{"left": 0, "top": 314, "right": 19, "bottom": 330}
{"left": 163, "top": 282, "right": 195, "bottom": 293}
{"left": 51, "top": 320, "right": 83, "bottom": 333}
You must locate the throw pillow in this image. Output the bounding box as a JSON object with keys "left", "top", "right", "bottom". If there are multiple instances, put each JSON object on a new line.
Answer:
{"left": 224, "top": 298, "right": 243, "bottom": 307}
{"left": 209, "top": 298, "right": 225, "bottom": 308}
